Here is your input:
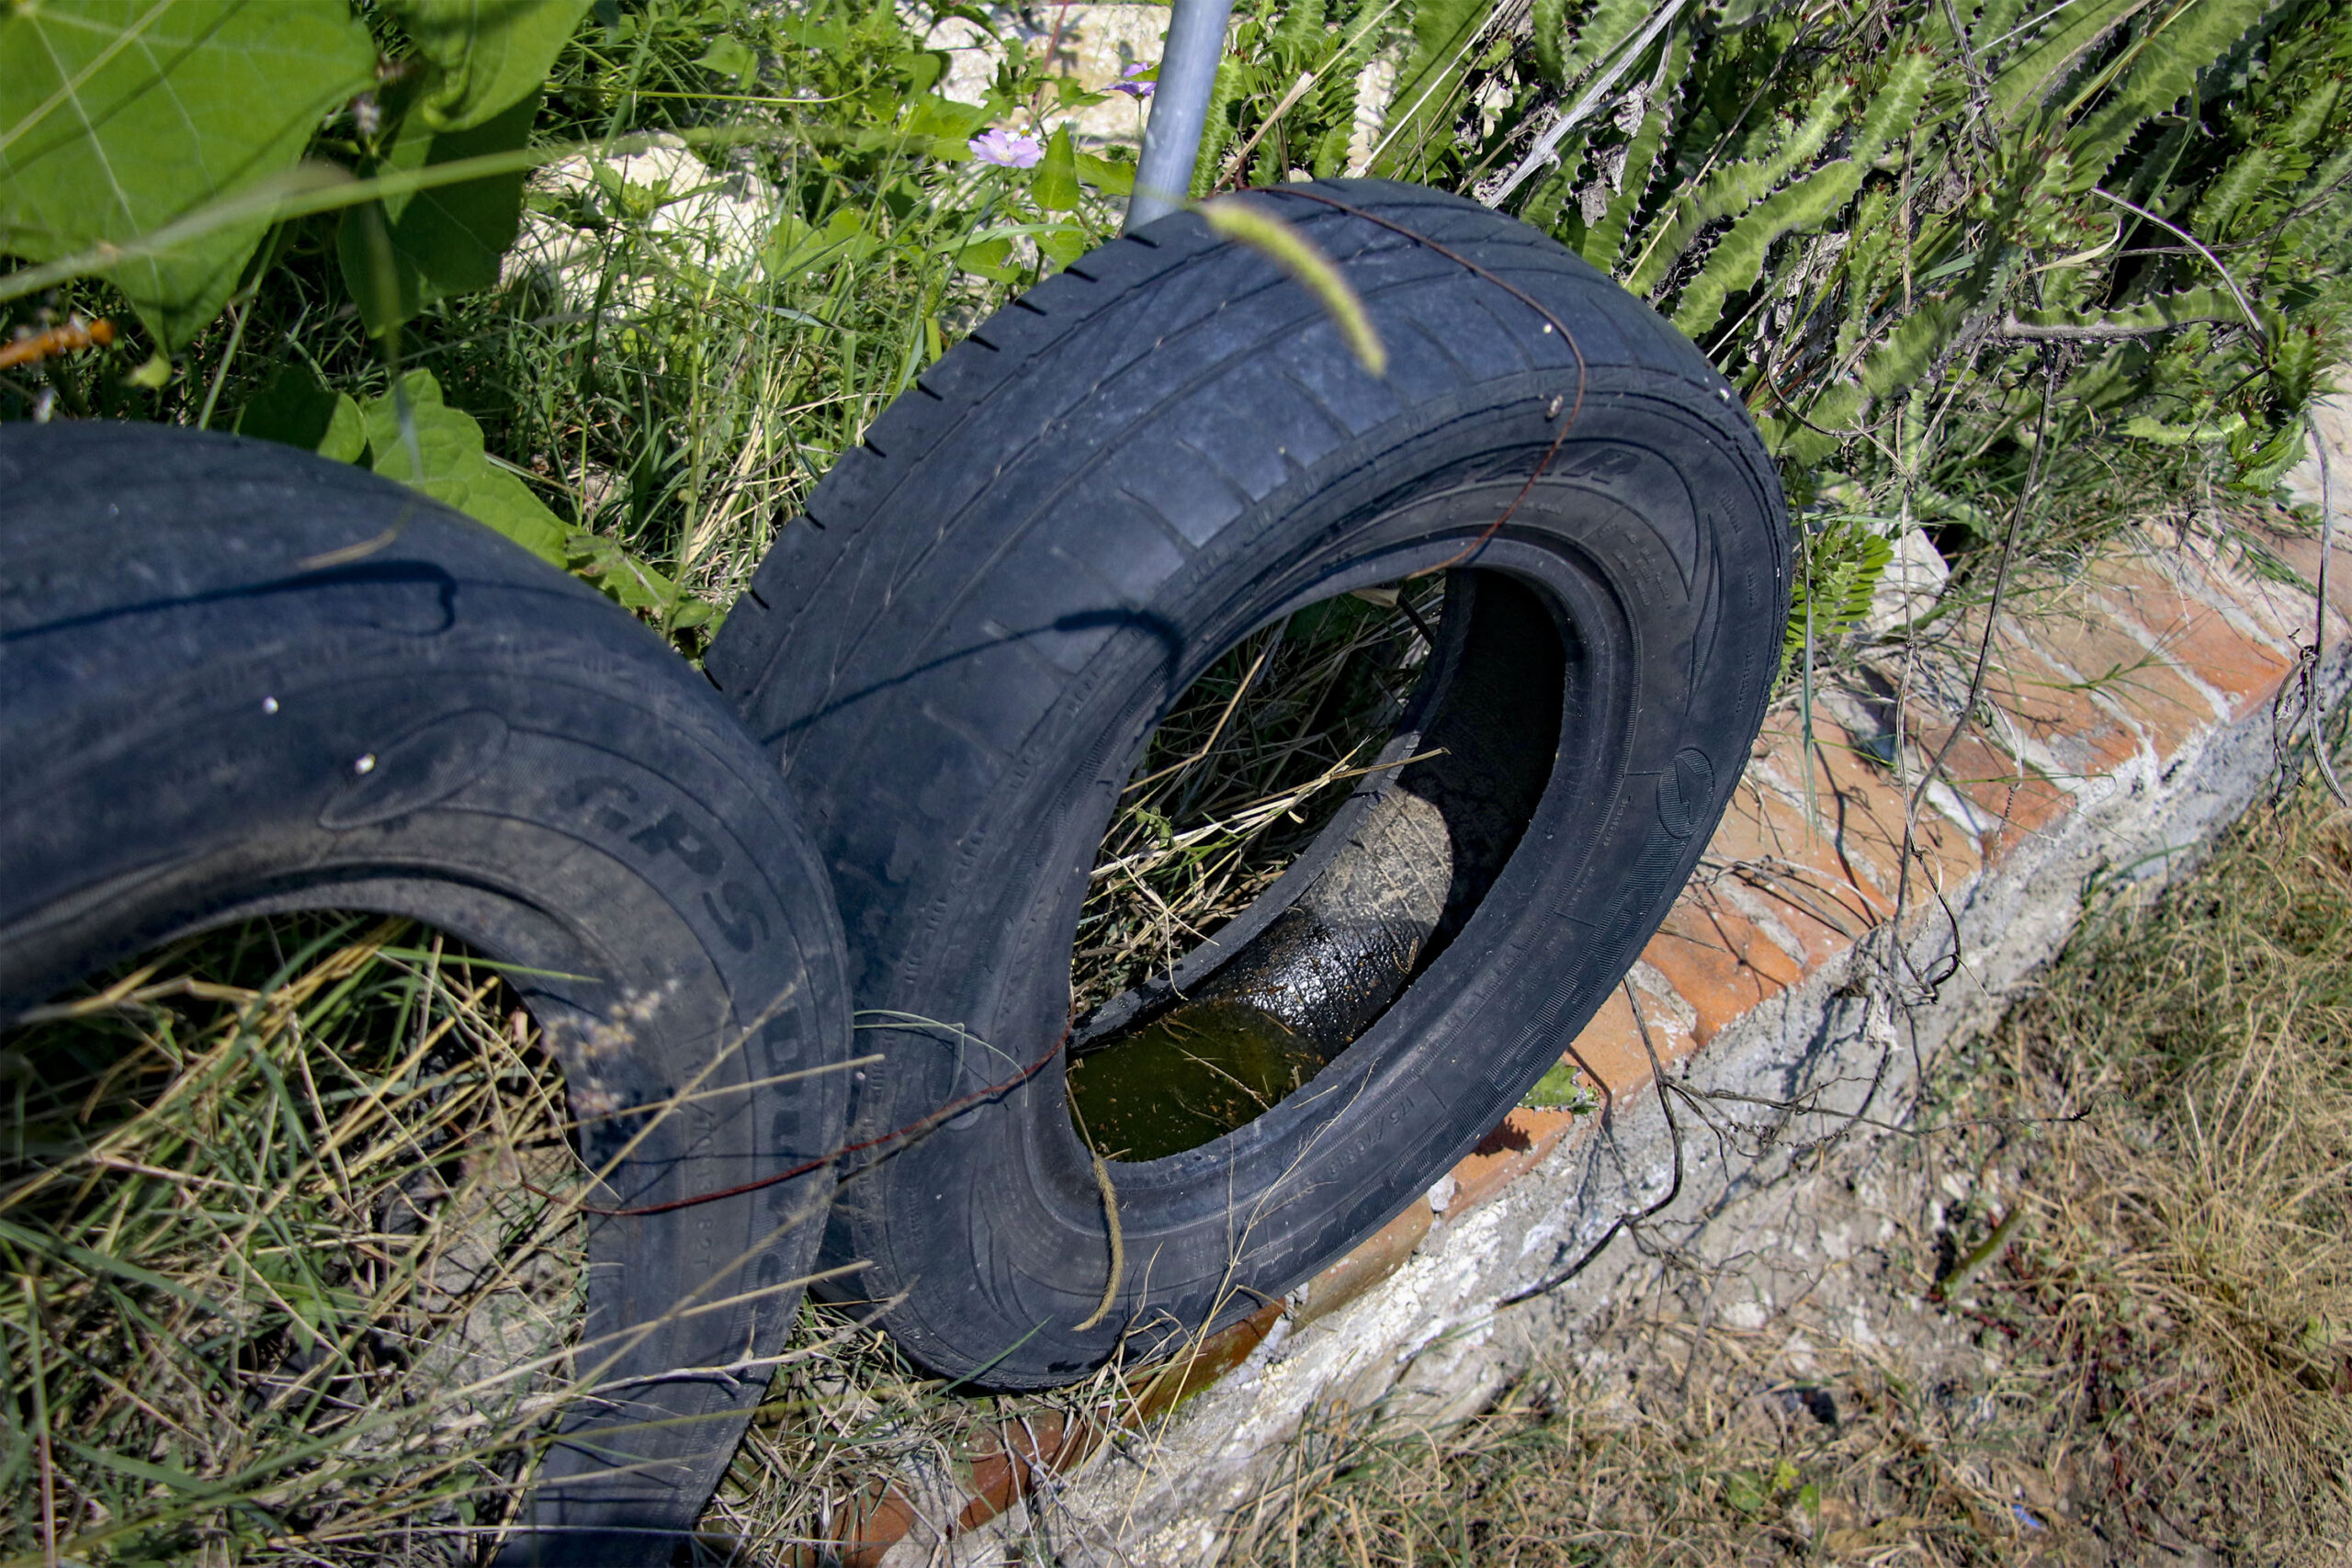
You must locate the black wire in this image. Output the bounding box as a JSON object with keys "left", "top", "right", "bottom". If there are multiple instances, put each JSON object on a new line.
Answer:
{"left": 1500, "top": 977, "right": 1686, "bottom": 1306}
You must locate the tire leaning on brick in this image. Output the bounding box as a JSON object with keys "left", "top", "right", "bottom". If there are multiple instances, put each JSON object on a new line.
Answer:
{"left": 710, "top": 178, "right": 1791, "bottom": 1390}
{"left": 0, "top": 425, "right": 854, "bottom": 1567}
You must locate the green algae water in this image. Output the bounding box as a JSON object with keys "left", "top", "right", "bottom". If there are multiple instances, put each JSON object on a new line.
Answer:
{"left": 1068, "top": 998, "right": 1330, "bottom": 1161}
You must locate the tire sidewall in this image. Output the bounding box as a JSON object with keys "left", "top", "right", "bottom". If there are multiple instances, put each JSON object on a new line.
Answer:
{"left": 835, "top": 366, "right": 1784, "bottom": 1383}
{"left": 0, "top": 425, "right": 854, "bottom": 1551}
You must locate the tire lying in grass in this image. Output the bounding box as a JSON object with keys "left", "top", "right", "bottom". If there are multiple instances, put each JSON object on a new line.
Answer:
{"left": 0, "top": 426, "right": 852, "bottom": 1566}
{"left": 707, "top": 178, "right": 1789, "bottom": 1389}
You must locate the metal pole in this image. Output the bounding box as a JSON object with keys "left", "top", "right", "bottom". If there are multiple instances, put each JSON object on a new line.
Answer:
{"left": 1122, "top": 0, "right": 1236, "bottom": 232}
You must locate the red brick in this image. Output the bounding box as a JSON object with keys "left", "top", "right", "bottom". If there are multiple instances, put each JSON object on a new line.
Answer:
{"left": 2151, "top": 524, "right": 2325, "bottom": 648}
{"left": 1763, "top": 709, "right": 1984, "bottom": 910}
{"left": 1639, "top": 892, "right": 1807, "bottom": 1044}
{"left": 1980, "top": 632, "right": 2146, "bottom": 776}
{"left": 831, "top": 1483, "right": 918, "bottom": 1568}
{"left": 1445, "top": 1106, "right": 1584, "bottom": 1218}
{"left": 1296, "top": 1201, "right": 1433, "bottom": 1330}
{"left": 1702, "top": 776, "right": 1893, "bottom": 932}
{"left": 1131, "top": 1300, "right": 1286, "bottom": 1422}
{"left": 2095, "top": 561, "right": 2296, "bottom": 719}
{"left": 957, "top": 1414, "right": 1104, "bottom": 1532}
{"left": 1566, "top": 981, "right": 1679, "bottom": 1089}
{"left": 2006, "top": 596, "right": 2218, "bottom": 756}
{"left": 1923, "top": 724, "right": 2074, "bottom": 859}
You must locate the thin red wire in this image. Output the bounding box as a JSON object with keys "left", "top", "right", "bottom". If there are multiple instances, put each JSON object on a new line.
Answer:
{"left": 531, "top": 1026, "right": 1069, "bottom": 1218}
{"left": 548, "top": 196, "right": 1596, "bottom": 1223}
{"left": 1254, "top": 187, "right": 1590, "bottom": 576}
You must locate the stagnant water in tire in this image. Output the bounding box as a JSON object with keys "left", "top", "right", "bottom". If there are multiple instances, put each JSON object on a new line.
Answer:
{"left": 1067, "top": 582, "right": 1443, "bottom": 1162}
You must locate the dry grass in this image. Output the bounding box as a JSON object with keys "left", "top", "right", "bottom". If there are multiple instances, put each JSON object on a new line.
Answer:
{"left": 0, "top": 913, "right": 1169, "bottom": 1568}
{"left": 697, "top": 1313, "right": 1146, "bottom": 1563}
{"left": 9, "top": 614, "right": 2344, "bottom": 1568}
{"left": 1070, "top": 581, "right": 1444, "bottom": 1018}
{"left": 0, "top": 576, "right": 1453, "bottom": 1567}
{"left": 1225, "top": 767, "right": 2352, "bottom": 1567}
{"left": 0, "top": 919, "right": 589, "bottom": 1565}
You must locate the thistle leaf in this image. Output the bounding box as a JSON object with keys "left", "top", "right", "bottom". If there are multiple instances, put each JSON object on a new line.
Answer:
{"left": 1671, "top": 160, "right": 1864, "bottom": 338}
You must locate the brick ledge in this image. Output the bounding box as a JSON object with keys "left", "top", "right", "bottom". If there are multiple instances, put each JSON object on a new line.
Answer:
{"left": 831, "top": 513, "right": 2348, "bottom": 1567}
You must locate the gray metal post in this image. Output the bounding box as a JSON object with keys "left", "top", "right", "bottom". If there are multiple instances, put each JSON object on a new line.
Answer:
{"left": 1122, "top": 0, "right": 1237, "bottom": 232}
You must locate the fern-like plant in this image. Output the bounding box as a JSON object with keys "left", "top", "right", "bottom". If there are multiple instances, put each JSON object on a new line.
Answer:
{"left": 1265, "top": 0, "right": 2352, "bottom": 671}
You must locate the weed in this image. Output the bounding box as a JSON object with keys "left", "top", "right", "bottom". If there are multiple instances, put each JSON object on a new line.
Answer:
{"left": 1073, "top": 581, "right": 1445, "bottom": 1020}
{"left": 1227, "top": 769, "right": 2352, "bottom": 1565}
{"left": 0, "top": 919, "right": 587, "bottom": 1564}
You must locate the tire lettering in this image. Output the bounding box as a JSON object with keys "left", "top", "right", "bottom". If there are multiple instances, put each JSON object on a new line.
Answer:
{"left": 1657, "top": 748, "right": 1715, "bottom": 839}
{"left": 632, "top": 810, "right": 727, "bottom": 876}
{"left": 570, "top": 776, "right": 640, "bottom": 832}
{"left": 1561, "top": 446, "right": 1642, "bottom": 482}
{"left": 705, "top": 881, "right": 769, "bottom": 952}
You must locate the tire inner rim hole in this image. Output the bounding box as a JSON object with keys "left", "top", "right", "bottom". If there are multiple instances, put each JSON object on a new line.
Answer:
{"left": 6, "top": 915, "right": 590, "bottom": 1484}
{"left": 1069, "top": 570, "right": 1566, "bottom": 1163}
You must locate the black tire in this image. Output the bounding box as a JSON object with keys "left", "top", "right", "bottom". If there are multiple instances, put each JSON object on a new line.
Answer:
{"left": 708, "top": 179, "right": 1788, "bottom": 1389}
{"left": 0, "top": 426, "right": 852, "bottom": 1564}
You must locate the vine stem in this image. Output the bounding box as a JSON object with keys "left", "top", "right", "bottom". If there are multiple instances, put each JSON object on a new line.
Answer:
{"left": 527, "top": 1025, "right": 1071, "bottom": 1218}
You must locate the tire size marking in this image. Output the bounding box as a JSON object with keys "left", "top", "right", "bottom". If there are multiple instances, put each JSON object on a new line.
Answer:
{"left": 573, "top": 776, "right": 767, "bottom": 953}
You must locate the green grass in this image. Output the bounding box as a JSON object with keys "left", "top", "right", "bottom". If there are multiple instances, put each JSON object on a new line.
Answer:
{"left": 0, "top": 920, "right": 587, "bottom": 1564}
{"left": 2, "top": 0, "right": 1136, "bottom": 648}
{"left": 6, "top": 0, "right": 2352, "bottom": 1559}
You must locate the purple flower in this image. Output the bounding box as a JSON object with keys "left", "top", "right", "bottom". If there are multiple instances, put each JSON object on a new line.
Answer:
{"left": 1111, "top": 63, "right": 1155, "bottom": 98}
{"left": 968, "top": 128, "right": 1045, "bottom": 168}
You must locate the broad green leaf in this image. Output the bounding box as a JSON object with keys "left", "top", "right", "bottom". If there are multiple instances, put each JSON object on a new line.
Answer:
{"left": 360, "top": 369, "right": 570, "bottom": 565}
{"left": 1075, "top": 151, "right": 1135, "bottom": 197}
{"left": 322, "top": 395, "right": 369, "bottom": 464}
{"left": 762, "top": 207, "right": 878, "bottom": 278}
{"left": 1034, "top": 123, "right": 1080, "bottom": 212}
{"left": 903, "top": 92, "right": 992, "bottom": 159}
{"left": 1036, "top": 220, "right": 1088, "bottom": 267}
{"left": 337, "top": 91, "right": 539, "bottom": 334}
{"left": 899, "top": 48, "right": 945, "bottom": 98}
{"left": 903, "top": 95, "right": 991, "bottom": 139}
{"left": 387, "top": 0, "right": 592, "bottom": 132}
{"left": 566, "top": 529, "right": 674, "bottom": 613}
{"left": 1521, "top": 1058, "right": 1597, "bottom": 1111}
{"left": 0, "top": 0, "right": 376, "bottom": 349}
{"left": 696, "top": 35, "right": 758, "bottom": 91}
{"left": 950, "top": 234, "right": 1019, "bottom": 281}
{"left": 235, "top": 363, "right": 365, "bottom": 462}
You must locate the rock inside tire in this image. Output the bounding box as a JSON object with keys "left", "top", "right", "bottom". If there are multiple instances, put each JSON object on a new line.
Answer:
{"left": 709, "top": 179, "right": 1790, "bottom": 1390}
{"left": 0, "top": 426, "right": 854, "bottom": 1566}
